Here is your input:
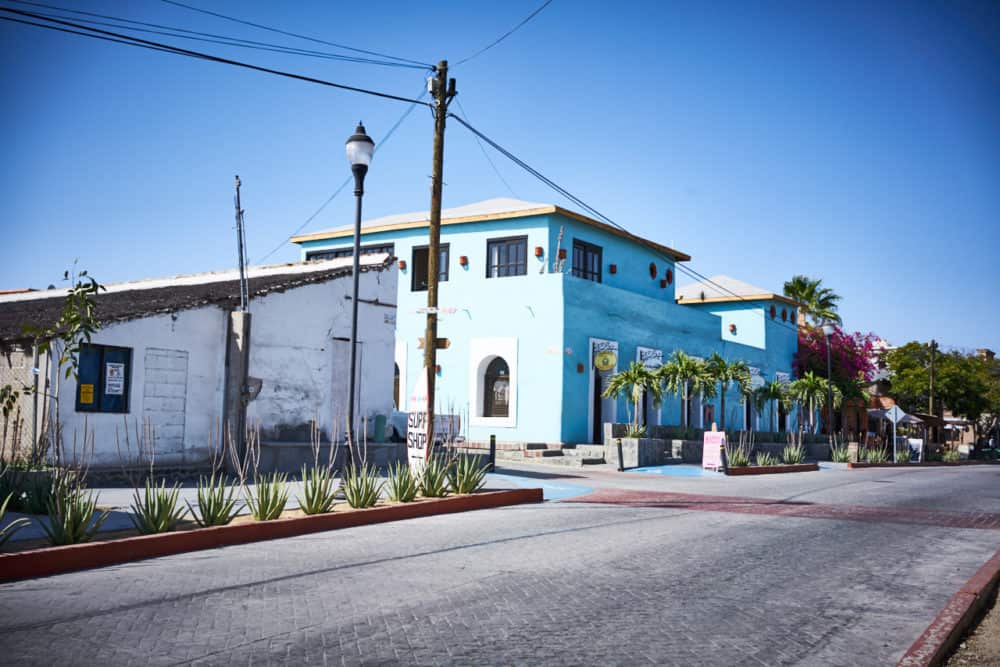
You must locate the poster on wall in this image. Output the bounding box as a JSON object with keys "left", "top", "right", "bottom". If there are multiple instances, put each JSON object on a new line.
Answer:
{"left": 775, "top": 371, "right": 791, "bottom": 385}
{"left": 636, "top": 346, "right": 663, "bottom": 370}
{"left": 406, "top": 370, "right": 430, "bottom": 471}
{"left": 105, "top": 363, "right": 125, "bottom": 395}
{"left": 748, "top": 366, "right": 765, "bottom": 390}
{"left": 592, "top": 340, "right": 618, "bottom": 390}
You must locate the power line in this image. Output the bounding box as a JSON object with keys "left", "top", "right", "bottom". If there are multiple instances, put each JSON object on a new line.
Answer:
{"left": 0, "top": 7, "right": 432, "bottom": 106}
{"left": 455, "top": 0, "right": 553, "bottom": 66}
{"left": 2, "top": 0, "right": 426, "bottom": 68}
{"left": 447, "top": 112, "right": 807, "bottom": 337}
{"left": 454, "top": 98, "right": 518, "bottom": 198}
{"left": 255, "top": 89, "right": 429, "bottom": 265}
{"left": 159, "top": 0, "right": 433, "bottom": 69}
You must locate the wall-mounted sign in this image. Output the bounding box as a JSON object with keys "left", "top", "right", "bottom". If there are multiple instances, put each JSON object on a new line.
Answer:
{"left": 775, "top": 371, "right": 791, "bottom": 385}
{"left": 636, "top": 347, "right": 663, "bottom": 369}
{"left": 105, "top": 362, "right": 125, "bottom": 396}
{"left": 79, "top": 383, "right": 95, "bottom": 404}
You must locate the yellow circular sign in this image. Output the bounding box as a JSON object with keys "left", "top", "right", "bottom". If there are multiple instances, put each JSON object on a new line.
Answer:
{"left": 594, "top": 350, "right": 617, "bottom": 372}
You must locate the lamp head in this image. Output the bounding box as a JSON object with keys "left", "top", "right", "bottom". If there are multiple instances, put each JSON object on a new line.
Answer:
{"left": 345, "top": 122, "right": 375, "bottom": 168}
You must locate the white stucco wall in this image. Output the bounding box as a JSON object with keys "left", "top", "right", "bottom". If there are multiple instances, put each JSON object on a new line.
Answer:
{"left": 53, "top": 264, "right": 396, "bottom": 466}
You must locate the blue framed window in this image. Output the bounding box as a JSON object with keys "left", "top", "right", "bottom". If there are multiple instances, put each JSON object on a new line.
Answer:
{"left": 486, "top": 236, "right": 527, "bottom": 278}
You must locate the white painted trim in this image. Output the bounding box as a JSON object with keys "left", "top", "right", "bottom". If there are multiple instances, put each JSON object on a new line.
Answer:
{"left": 468, "top": 337, "right": 518, "bottom": 428}
{"left": 587, "top": 337, "right": 618, "bottom": 443}
{"left": 636, "top": 346, "right": 662, "bottom": 427}
{"left": 394, "top": 341, "right": 407, "bottom": 412}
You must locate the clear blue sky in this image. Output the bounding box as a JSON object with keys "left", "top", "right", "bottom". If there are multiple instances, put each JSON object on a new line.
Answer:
{"left": 2, "top": 0, "right": 998, "bottom": 353}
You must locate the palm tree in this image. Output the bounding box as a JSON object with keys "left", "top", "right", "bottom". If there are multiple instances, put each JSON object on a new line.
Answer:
{"left": 602, "top": 361, "right": 662, "bottom": 430}
{"left": 757, "top": 380, "right": 787, "bottom": 433}
{"left": 787, "top": 371, "right": 842, "bottom": 433}
{"left": 706, "top": 353, "right": 751, "bottom": 430}
{"left": 658, "top": 351, "right": 716, "bottom": 429}
{"left": 782, "top": 275, "right": 842, "bottom": 326}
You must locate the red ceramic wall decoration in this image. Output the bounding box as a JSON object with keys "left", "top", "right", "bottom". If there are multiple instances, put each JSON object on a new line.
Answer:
{"left": 534, "top": 246, "right": 544, "bottom": 257}
{"left": 576, "top": 362, "right": 584, "bottom": 373}
{"left": 459, "top": 255, "right": 468, "bottom": 266}
{"left": 729, "top": 324, "right": 737, "bottom": 334}
{"left": 660, "top": 279, "right": 667, "bottom": 288}
{"left": 666, "top": 269, "right": 673, "bottom": 284}
{"left": 770, "top": 305, "right": 777, "bottom": 318}
{"left": 649, "top": 262, "right": 657, "bottom": 278}
{"left": 398, "top": 260, "right": 406, "bottom": 270}
{"left": 609, "top": 264, "right": 617, "bottom": 274}
{"left": 558, "top": 248, "right": 567, "bottom": 260}
{"left": 781, "top": 308, "right": 788, "bottom": 321}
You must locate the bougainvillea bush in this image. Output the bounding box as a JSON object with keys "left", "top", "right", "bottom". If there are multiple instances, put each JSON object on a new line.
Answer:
{"left": 794, "top": 324, "right": 879, "bottom": 396}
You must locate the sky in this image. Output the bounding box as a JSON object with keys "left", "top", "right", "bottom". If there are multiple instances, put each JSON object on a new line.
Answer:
{"left": 1, "top": 0, "right": 998, "bottom": 353}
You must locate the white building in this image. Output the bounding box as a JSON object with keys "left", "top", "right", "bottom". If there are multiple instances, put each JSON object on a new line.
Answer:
{"left": 0, "top": 256, "right": 396, "bottom": 468}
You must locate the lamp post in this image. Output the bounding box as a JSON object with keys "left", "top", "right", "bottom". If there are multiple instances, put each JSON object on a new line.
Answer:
{"left": 345, "top": 122, "right": 375, "bottom": 456}
{"left": 822, "top": 322, "right": 835, "bottom": 438}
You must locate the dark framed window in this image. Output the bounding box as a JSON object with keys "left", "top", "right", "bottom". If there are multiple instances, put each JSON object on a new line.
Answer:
{"left": 484, "top": 357, "right": 510, "bottom": 417}
{"left": 306, "top": 243, "right": 394, "bottom": 261}
{"left": 571, "top": 239, "right": 602, "bottom": 282}
{"left": 486, "top": 236, "right": 527, "bottom": 278}
{"left": 76, "top": 344, "right": 132, "bottom": 413}
{"left": 411, "top": 244, "right": 449, "bottom": 291}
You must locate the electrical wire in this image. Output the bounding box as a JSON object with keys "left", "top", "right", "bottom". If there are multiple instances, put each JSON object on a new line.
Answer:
{"left": 1, "top": 0, "right": 427, "bottom": 68}
{"left": 0, "top": 7, "right": 433, "bottom": 106}
{"left": 455, "top": 0, "right": 553, "bottom": 66}
{"left": 159, "top": 0, "right": 433, "bottom": 69}
{"left": 454, "top": 98, "right": 518, "bottom": 198}
{"left": 255, "top": 89, "right": 429, "bottom": 265}
{"left": 447, "top": 112, "right": 807, "bottom": 337}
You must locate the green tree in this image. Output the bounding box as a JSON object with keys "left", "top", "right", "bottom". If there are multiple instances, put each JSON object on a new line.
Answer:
{"left": 883, "top": 342, "right": 932, "bottom": 414}
{"left": 706, "top": 353, "right": 750, "bottom": 430}
{"left": 756, "top": 380, "right": 787, "bottom": 433}
{"left": 658, "top": 351, "right": 716, "bottom": 429}
{"left": 602, "top": 361, "right": 662, "bottom": 430}
{"left": 788, "top": 371, "right": 842, "bottom": 433}
{"left": 782, "top": 275, "right": 842, "bottom": 325}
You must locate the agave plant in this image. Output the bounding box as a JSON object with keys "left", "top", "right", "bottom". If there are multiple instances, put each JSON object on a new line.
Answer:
{"left": 755, "top": 451, "right": 779, "bottom": 467}
{"left": 865, "top": 446, "right": 889, "bottom": 464}
{"left": 187, "top": 471, "right": 242, "bottom": 527}
{"left": 941, "top": 448, "right": 961, "bottom": 463}
{"left": 342, "top": 463, "right": 383, "bottom": 509}
{"left": 830, "top": 440, "right": 851, "bottom": 463}
{"left": 782, "top": 443, "right": 805, "bottom": 465}
{"left": 40, "top": 481, "right": 109, "bottom": 546}
{"left": 386, "top": 461, "right": 419, "bottom": 503}
{"left": 245, "top": 472, "right": 289, "bottom": 521}
{"left": 447, "top": 454, "right": 489, "bottom": 495}
{"left": 420, "top": 453, "right": 451, "bottom": 498}
{"left": 129, "top": 479, "right": 188, "bottom": 534}
{"left": 298, "top": 465, "right": 340, "bottom": 515}
{"left": 0, "top": 492, "right": 30, "bottom": 548}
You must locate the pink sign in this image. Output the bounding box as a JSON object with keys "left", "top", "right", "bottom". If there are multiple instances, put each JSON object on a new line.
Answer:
{"left": 702, "top": 431, "right": 726, "bottom": 470}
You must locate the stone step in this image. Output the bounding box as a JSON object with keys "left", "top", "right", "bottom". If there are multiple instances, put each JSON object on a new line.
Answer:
{"left": 523, "top": 449, "right": 565, "bottom": 458}
{"left": 562, "top": 445, "right": 606, "bottom": 458}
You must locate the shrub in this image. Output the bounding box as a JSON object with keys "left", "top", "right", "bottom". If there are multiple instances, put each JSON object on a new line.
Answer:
{"left": 386, "top": 461, "right": 419, "bottom": 503}
{"left": 941, "top": 448, "right": 961, "bottom": 463}
{"left": 895, "top": 448, "right": 912, "bottom": 464}
{"left": 420, "top": 454, "right": 451, "bottom": 498}
{"left": 342, "top": 464, "right": 383, "bottom": 509}
{"left": 447, "top": 454, "right": 489, "bottom": 495}
{"left": 187, "top": 471, "right": 242, "bottom": 527}
{"left": 865, "top": 447, "right": 889, "bottom": 464}
{"left": 0, "top": 492, "right": 30, "bottom": 547}
{"left": 782, "top": 443, "right": 805, "bottom": 465}
{"left": 298, "top": 465, "right": 340, "bottom": 515}
{"left": 725, "top": 442, "right": 751, "bottom": 467}
{"left": 40, "top": 481, "right": 109, "bottom": 546}
{"left": 129, "top": 479, "right": 187, "bottom": 534}
{"left": 624, "top": 424, "right": 647, "bottom": 438}
{"left": 245, "top": 472, "right": 289, "bottom": 521}
{"left": 755, "top": 451, "right": 779, "bottom": 467}
{"left": 830, "top": 442, "right": 851, "bottom": 463}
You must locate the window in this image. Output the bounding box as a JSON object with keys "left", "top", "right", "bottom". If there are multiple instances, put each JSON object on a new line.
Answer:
{"left": 486, "top": 236, "right": 527, "bottom": 278}
{"left": 76, "top": 344, "right": 132, "bottom": 413}
{"left": 306, "top": 243, "right": 394, "bottom": 261}
{"left": 571, "top": 239, "right": 602, "bottom": 282}
{"left": 410, "top": 244, "right": 449, "bottom": 291}
{"left": 483, "top": 357, "right": 510, "bottom": 417}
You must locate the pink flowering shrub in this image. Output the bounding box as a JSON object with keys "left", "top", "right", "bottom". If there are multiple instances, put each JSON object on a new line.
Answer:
{"left": 794, "top": 324, "right": 878, "bottom": 395}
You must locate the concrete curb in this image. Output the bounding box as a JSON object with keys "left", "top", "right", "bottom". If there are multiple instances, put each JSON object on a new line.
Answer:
{"left": 849, "top": 461, "right": 999, "bottom": 469}
{"left": 726, "top": 463, "right": 819, "bottom": 476}
{"left": 898, "top": 547, "right": 1000, "bottom": 666}
{"left": 0, "top": 488, "right": 543, "bottom": 583}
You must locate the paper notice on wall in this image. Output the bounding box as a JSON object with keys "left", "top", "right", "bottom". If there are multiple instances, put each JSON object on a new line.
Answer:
{"left": 105, "top": 362, "right": 125, "bottom": 395}
{"left": 79, "top": 384, "right": 95, "bottom": 404}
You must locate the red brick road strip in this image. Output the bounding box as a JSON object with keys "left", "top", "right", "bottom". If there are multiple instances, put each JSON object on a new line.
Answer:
{"left": 897, "top": 548, "right": 1000, "bottom": 667}
{"left": 0, "top": 488, "right": 543, "bottom": 583}
{"left": 563, "top": 489, "right": 1000, "bottom": 530}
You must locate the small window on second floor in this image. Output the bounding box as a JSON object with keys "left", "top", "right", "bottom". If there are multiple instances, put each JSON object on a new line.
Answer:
{"left": 572, "top": 239, "right": 602, "bottom": 282}
{"left": 486, "top": 236, "right": 527, "bottom": 278}
{"left": 411, "top": 244, "right": 449, "bottom": 291}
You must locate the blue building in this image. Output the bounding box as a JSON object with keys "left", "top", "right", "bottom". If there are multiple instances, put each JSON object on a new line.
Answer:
{"left": 292, "top": 198, "right": 799, "bottom": 446}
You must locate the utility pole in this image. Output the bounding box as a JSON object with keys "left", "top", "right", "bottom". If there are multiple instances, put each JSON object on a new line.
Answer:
{"left": 234, "top": 176, "right": 249, "bottom": 312}
{"left": 929, "top": 339, "right": 937, "bottom": 442}
{"left": 226, "top": 175, "right": 252, "bottom": 470}
{"left": 423, "top": 60, "right": 456, "bottom": 451}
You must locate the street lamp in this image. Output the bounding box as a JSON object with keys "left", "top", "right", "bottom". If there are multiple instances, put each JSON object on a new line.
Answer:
{"left": 345, "top": 122, "right": 375, "bottom": 455}
{"left": 821, "top": 321, "right": 835, "bottom": 438}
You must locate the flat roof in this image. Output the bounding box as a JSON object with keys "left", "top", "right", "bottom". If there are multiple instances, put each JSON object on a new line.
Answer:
{"left": 290, "top": 197, "right": 691, "bottom": 262}
{"left": 675, "top": 274, "right": 801, "bottom": 307}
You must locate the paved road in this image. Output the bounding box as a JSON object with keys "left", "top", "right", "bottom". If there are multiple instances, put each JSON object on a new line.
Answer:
{"left": 2, "top": 464, "right": 999, "bottom": 665}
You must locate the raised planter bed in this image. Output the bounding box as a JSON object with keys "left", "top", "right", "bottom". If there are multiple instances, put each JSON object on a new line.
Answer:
{"left": 848, "top": 460, "right": 999, "bottom": 469}
{"left": 725, "top": 463, "right": 819, "bottom": 476}
{"left": 0, "top": 488, "right": 542, "bottom": 583}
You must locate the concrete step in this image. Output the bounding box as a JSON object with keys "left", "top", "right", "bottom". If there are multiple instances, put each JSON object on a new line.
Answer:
{"left": 523, "top": 449, "right": 565, "bottom": 458}
{"left": 562, "top": 445, "right": 605, "bottom": 458}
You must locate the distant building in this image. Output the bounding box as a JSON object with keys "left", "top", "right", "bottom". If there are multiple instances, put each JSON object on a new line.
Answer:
{"left": 0, "top": 257, "right": 396, "bottom": 468}
{"left": 293, "top": 198, "right": 800, "bottom": 448}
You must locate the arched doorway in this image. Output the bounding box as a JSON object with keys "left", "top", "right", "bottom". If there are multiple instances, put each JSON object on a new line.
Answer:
{"left": 483, "top": 357, "right": 509, "bottom": 418}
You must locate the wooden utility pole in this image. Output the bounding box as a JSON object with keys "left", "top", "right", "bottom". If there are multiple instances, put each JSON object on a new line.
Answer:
{"left": 423, "top": 60, "right": 455, "bottom": 449}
